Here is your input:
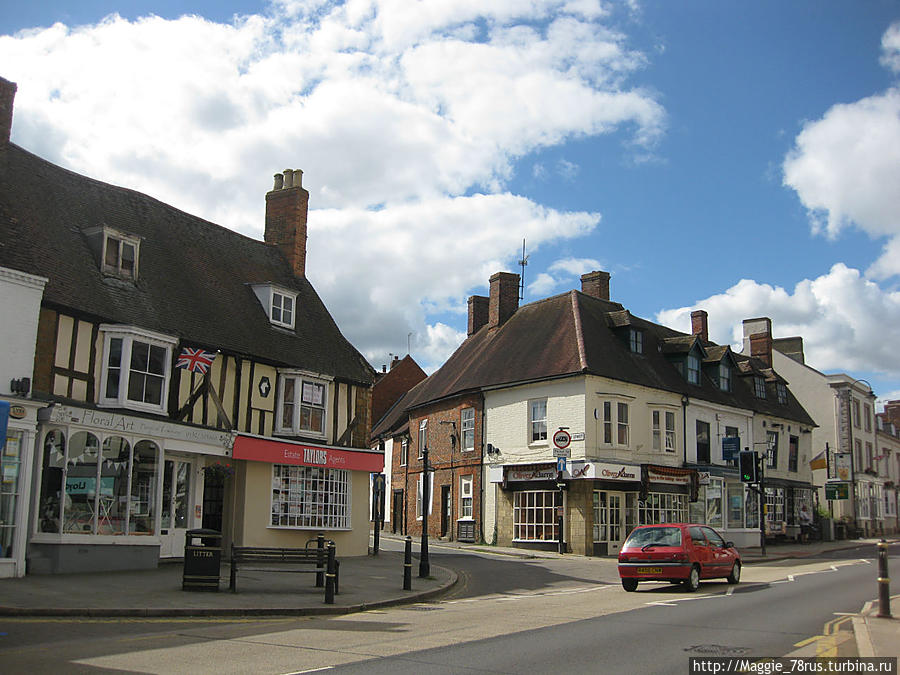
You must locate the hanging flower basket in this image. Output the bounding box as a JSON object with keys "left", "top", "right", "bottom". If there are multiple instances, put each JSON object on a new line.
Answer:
{"left": 202, "top": 462, "right": 235, "bottom": 480}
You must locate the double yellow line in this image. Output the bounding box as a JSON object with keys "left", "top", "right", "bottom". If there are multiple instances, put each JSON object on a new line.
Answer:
{"left": 793, "top": 614, "right": 854, "bottom": 656}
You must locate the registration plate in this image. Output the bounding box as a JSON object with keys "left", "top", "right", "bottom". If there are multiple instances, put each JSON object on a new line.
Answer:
{"left": 636, "top": 567, "right": 663, "bottom": 574}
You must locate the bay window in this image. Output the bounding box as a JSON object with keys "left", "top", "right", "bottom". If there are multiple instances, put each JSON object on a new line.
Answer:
{"left": 99, "top": 326, "right": 176, "bottom": 415}
{"left": 277, "top": 373, "right": 328, "bottom": 436}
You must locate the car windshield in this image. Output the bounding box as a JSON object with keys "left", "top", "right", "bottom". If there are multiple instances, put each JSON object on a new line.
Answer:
{"left": 624, "top": 527, "right": 682, "bottom": 548}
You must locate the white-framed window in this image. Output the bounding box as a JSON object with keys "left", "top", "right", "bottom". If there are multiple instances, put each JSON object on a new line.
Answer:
{"left": 102, "top": 230, "right": 140, "bottom": 280}
{"left": 754, "top": 377, "right": 766, "bottom": 399}
{"left": 513, "top": 490, "right": 560, "bottom": 541}
{"left": 270, "top": 464, "right": 350, "bottom": 529}
{"left": 617, "top": 402, "right": 629, "bottom": 446}
{"left": 719, "top": 363, "right": 731, "bottom": 392}
{"left": 530, "top": 399, "right": 547, "bottom": 443}
{"left": 271, "top": 291, "right": 295, "bottom": 329}
{"left": 418, "top": 419, "right": 427, "bottom": 458}
{"left": 633, "top": 492, "right": 688, "bottom": 526}
{"left": 277, "top": 373, "right": 328, "bottom": 436}
{"left": 629, "top": 329, "right": 643, "bottom": 354}
{"left": 686, "top": 354, "right": 700, "bottom": 385}
{"left": 599, "top": 398, "right": 631, "bottom": 448}
{"left": 399, "top": 439, "right": 408, "bottom": 467}
{"left": 461, "top": 408, "right": 475, "bottom": 452}
{"left": 460, "top": 475, "right": 473, "bottom": 519}
{"left": 767, "top": 430, "right": 779, "bottom": 468}
{"left": 651, "top": 409, "right": 677, "bottom": 452}
{"left": 416, "top": 470, "right": 434, "bottom": 519}
{"left": 251, "top": 284, "right": 298, "bottom": 330}
{"left": 99, "top": 326, "right": 176, "bottom": 414}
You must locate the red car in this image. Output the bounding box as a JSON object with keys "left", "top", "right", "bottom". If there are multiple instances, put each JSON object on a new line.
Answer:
{"left": 617, "top": 523, "right": 741, "bottom": 592}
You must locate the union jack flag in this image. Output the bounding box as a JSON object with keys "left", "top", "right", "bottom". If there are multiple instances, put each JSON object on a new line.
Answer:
{"left": 176, "top": 347, "right": 217, "bottom": 374}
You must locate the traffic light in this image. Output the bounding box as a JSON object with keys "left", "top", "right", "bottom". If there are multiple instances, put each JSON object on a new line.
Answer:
{"left": 739, "top": 451, "right": 757, "bottom": 483}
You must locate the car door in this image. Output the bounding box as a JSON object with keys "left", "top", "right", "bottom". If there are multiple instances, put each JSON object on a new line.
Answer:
{"left": 688, "top": 526, "right": 713, "bottom": 577}
{"left": 701, "top": 526, "right": 732, "bottom": 576}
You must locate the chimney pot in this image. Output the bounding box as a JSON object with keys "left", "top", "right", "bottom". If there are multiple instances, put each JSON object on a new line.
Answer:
{"left": 273, "top": 173, "right": 284, "bottom": 190}
{"left": 581, "top": 271, "right": 610, "bottom": 301}
{"left": 691, "top": 310, "right": 709, "bottom": 343}
{"left": 292, "top": 169, "right": 303, "bottom": 188}
{"left": 283, "top": 169, "right": 294, "bottom": 189}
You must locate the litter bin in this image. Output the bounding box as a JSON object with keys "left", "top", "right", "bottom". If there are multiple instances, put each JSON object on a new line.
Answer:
{"left": 182, "top": 528, "right": 222, "bottom": 591}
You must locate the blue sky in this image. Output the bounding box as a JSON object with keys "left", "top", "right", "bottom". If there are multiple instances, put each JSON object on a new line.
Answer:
{"left": 2, "top": 1, "right": 899, "bottom": 406}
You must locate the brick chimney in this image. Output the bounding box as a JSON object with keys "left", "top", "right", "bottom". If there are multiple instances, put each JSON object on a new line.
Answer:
{"left": 468, "top": 295, "right": 489, "bottom": 336}
{"left": 0, "top": 76, "right": 16, "bottom": 144}
{"left": 581, "top": 270, "right": 610, "bottom": 300}
{"left": 884, "top": 401, "right": 900, "bottom": 428}
{"left": 488, "top": 272, "right": 520, "bottom": 330}
{"left": 691, "top": 310, "right": 709, "bottom": 343}
{"left": 265, "top": 169, "right": 309, "bottom": 277}
{"left": 743, "top": 317, "right": 773, "bottom": 367}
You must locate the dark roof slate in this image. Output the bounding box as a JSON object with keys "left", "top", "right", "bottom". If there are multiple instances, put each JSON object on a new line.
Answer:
{"left": 405, "top": 289, "right": 815, "bottom": 426}
{"left": 0, "top": 143, "right": 373, "bottom": 385}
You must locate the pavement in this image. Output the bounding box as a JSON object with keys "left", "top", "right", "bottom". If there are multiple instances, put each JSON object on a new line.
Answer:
{"left": 0, "top": 533, "right": 896, "bottom": 660}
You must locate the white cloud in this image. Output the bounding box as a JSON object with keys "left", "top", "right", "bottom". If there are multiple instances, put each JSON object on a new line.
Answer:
{"left": 528, "top": 273, "right": 558, "bottom": 296}
{"left": 783, "top": 22, "right": 900, "bottom": 280}
{"left": 525, "top": 256, "right": 603, "bottom": 297}
{"left": 0, "top": 1, "right": 659, "bottom": 371}
{"left": 656, "top": 264, "right": 900, "bottom": 379}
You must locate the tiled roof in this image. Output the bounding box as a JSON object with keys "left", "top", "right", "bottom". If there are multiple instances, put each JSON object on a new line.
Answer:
{"left": 0, "top": 143, "right": 373, "bottom": 385}
{"left": 405, "top": 289, "right": 815, "bottom": 426}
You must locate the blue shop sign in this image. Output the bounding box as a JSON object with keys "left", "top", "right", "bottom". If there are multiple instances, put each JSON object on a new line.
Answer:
{"left": 0, "top": 400, "right": 9, "bottom": 453}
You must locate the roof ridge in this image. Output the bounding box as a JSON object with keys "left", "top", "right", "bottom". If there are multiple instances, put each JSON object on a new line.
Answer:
{"left": 570, "top": 290, "right": 587, "bottom": 371}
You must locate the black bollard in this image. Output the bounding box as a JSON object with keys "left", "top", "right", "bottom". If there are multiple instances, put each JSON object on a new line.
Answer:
{"left": 325, "top": 543, "right": 336, "bottom": 604}
{"left": 315, "top": 533, "right": 325, "bottom": 587}
{"left": 403, "top": 536, "right": 412, "bottom": 590}
{"left": 877, "top": 539, "right": 891, "bottom": 618}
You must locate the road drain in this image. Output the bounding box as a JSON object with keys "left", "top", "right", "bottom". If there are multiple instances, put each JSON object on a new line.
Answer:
{"left": 685, "top": 645, "right": 752, "bottom": 656}
{"left": 399, "top": 605, "right": 442, "bottom": 611}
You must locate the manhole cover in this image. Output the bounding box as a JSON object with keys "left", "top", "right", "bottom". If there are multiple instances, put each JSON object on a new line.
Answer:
{"left": 685, "top": 645, "right": 752, "bottom": 656}
{"left": 400, "top": 605, "right": 442, "bottom": 611}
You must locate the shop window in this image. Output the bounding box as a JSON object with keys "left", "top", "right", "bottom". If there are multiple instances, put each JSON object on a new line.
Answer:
{"left": 727, "top": 483, "right": 744, "bottom": 528}
{"left": 100, "top": 327, "right": 176, "bottom": 415}
{"left": 744, "top": 486, "right": 759, "bottom": 529}
{"left": 38, "top": 429, "right": 158, "bottom": 536}
{"left": 270, "top": 464, "right": 350, "bottom": 529}
{"left": 636, "top": 492, "right": 687, "bottom": 526}
{"left": 513, "top": 490, "right": 559, "bottom": 541}
{"left": 1, "top": 429, "right": 24, "bottom": 557}
{"left": 461, "top": 408, "right": 475, "bottom": 452}
{"left": 277, "top": 374, "right": 327, "bottom": 436}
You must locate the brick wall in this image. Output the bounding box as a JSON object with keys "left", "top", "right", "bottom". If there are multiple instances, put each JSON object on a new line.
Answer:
{"left": 264, "top": 183, "right": 309, "bottom": 278}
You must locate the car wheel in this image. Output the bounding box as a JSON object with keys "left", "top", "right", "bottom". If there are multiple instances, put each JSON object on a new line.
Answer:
{"left": 727, "top": 561, "right": 741, "bottom": 584}
{"left": 622, "top": 578, "right": 638, "bottom": 592}
{"left": 683, "top": 565, "right": 700, "bottom": 592}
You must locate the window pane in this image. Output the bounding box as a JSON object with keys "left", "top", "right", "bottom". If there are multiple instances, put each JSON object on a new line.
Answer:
{"left": 38, "top": 430, "right": 66, "bottom": 533}
{"left": 128, "top": 372, "right": 145, "bottom": 402}
{"left": 63, "top": 432, "right": 100, "bottom": 534}
{"left": 131, "top": 340, "right": 149, "bottom": 371}
{"left": 148, "top": 345, "right": 166, "bottom": 375}
{"left": 105, "top": 237, "right": 119, "bottom": 267}
{"left": 130, "top": 441, "right": 158, "bottom": 534}
{"left": 100, "top": 436, "right": 130, "bottom": 534}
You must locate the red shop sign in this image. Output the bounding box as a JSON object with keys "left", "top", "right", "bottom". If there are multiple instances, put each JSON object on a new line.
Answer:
{"left": 232, "top": 435, "right": 384, "bottom": 472}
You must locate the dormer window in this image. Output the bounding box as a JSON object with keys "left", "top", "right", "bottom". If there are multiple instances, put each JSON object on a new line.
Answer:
{"left": 718, "top": 363, "right": 731, "bottom": 392}
{"left": 687, "top": 354, "right": 701, "bottom": 385}
{"left": 776, "top": 382, "right": 787, "bottom": 404}
{"left": 754, "top": 376, "right": 766, "bottom": 399}
{"left": 251, "top": 284, "right": 298, "bottom": 329}
{"left": 84, "top": 226, "right": 141, "bottom": 281}
{"left": 629, "top": 329, "right": 643, "bottom": 354}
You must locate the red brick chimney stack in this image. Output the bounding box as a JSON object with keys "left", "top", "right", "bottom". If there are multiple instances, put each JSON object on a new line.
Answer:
{"left": 884, "top": 400, "right": 900, "bottom": 428}
{"left": 488, "top": 272, "right": 520, "bottom": 330}
{"left": 0, "top": 76, "right": 16, "bottom": 144}
{"left": 691, "top": 310, "right": 709, "bottom": 343}
{"left": 581, "top": 270, "right": 610, "bottom": 301}
{"left": 467, "top": 295, "right": 489, "bottom": 336}
{"left": 743, "top": 317, "right": 773, "bottom": 367}
{"left": 265, "top": 169, "right": 309, "bottom": 278}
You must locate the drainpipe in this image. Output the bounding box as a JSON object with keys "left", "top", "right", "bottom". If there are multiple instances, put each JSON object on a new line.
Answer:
{"left": 681, "top": 395, "right": 689, "bottom": 465}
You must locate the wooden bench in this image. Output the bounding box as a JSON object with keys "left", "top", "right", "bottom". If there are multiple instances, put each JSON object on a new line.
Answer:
{"left": 229, "top": 539, "right": 339, "bottom": 603}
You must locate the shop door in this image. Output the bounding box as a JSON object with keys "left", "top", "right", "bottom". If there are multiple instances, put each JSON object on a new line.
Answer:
{"left": 593, "top": 491, "right": 625, "bottom": 556}
{"left": 159, "top": 457, "right": 195, "bottom": 558}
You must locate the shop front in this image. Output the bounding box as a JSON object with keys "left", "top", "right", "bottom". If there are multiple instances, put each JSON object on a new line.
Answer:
{"left": 491, "top": 461, "right": 698, "bottom": 557}
{"left": 230, "top": 434, "right": 383, "bottom": 556}
{"left": 28, "top": 404, "right": 232, "bottom": 574}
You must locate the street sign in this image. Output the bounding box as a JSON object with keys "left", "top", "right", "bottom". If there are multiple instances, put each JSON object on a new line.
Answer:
{"left": 825, "top": 482, "right": 850, "bottom": 500}
{"left": 553, "top": 429, "right": 571, "bottom": 450}
{"left": 557, "top": 457, "right": 567, "bottom": 473}
{"left": 552, "top": 447, "right": 571, "bottom": 458}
